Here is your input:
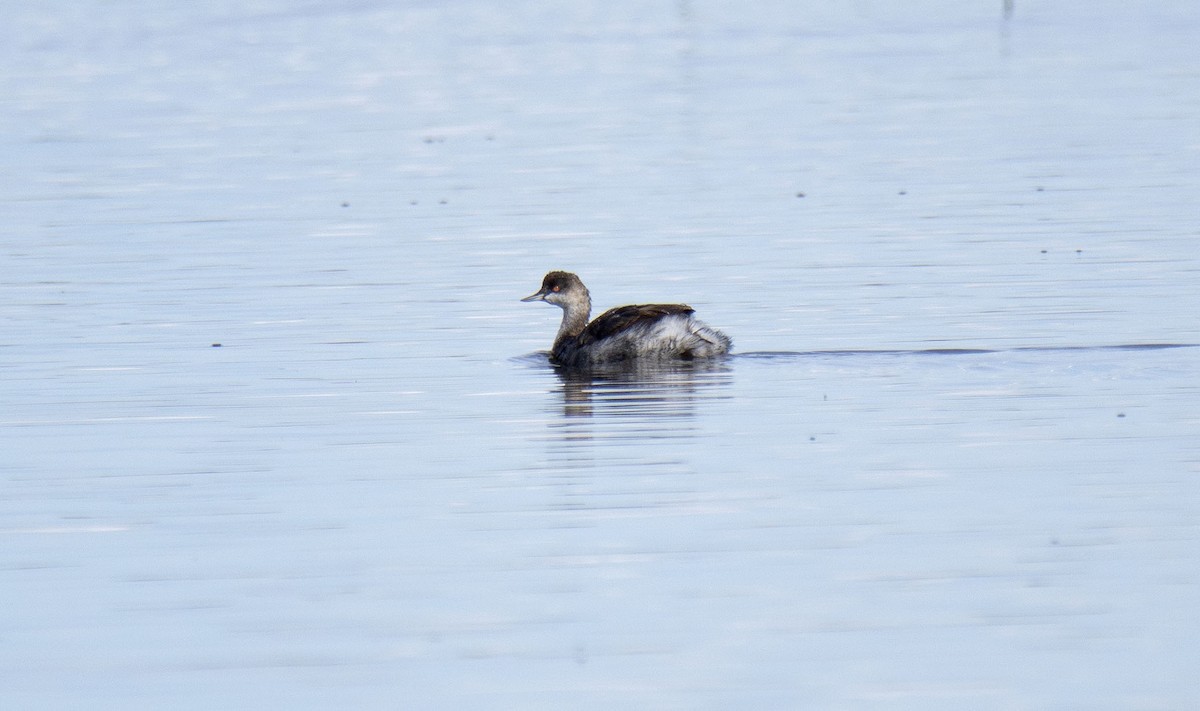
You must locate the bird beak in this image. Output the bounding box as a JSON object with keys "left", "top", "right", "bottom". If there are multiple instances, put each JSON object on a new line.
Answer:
{"left": 520, "top": 289, "right": 547, "bottom": 302}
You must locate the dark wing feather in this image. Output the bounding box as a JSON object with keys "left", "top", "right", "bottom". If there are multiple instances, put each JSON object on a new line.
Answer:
{"left": 577, "top": 304, "right": 694, "bottom": 346}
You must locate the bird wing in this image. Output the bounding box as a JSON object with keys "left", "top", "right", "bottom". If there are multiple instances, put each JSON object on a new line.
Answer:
{"left": 577, "top": 304, "right": 694, "bottom": 346}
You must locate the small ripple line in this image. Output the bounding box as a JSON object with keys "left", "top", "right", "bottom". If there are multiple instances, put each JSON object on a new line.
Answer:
{"left": 734, "top": 343, "right": 1196, "bottom": 360}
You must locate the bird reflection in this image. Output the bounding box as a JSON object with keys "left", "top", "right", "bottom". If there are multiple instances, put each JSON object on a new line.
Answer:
{"left": 545, "top": 358, "right": 732, "bottom": 446}
{"left": 515, "top": 357, "right": 732, "bottom": 513}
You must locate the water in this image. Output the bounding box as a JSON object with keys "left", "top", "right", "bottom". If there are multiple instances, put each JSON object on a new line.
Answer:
{"left": 3, "top": 1, "right": 1199, "bottom": 709}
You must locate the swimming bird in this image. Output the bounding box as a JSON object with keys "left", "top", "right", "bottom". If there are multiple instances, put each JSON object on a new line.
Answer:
{"left": 521, "top": 271, "right": 732, "bottom": 367}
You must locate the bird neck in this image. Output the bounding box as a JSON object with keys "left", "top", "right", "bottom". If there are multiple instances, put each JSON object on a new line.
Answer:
{"left": 553, "top": 292, "right": 591, "bottom": 348}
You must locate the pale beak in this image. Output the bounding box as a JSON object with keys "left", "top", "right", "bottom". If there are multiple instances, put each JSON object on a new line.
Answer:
{"left": 520, "top": 289, "right": 547, "bottom": 302}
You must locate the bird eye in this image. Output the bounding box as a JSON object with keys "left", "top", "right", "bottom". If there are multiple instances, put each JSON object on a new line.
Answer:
{"left": 551, "top": 285, "right": 560, "bottom": 292}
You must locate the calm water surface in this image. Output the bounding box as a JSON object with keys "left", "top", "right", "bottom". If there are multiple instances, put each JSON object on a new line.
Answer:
{"left": 2, "top": 1, "right": 1198, "bottom": 709}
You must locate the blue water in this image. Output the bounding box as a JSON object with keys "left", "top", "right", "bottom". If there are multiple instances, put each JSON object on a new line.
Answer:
{"left": 3, "top": 1, "right": 1198, "bottom": 709}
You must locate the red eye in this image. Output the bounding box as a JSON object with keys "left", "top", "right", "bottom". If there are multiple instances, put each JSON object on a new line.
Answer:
{"left": 551, "top": 285, "right": 560, "bottom": 292}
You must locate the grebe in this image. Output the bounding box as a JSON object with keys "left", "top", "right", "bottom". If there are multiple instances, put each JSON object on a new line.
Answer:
{"left": 521, "top": 271, "right": 732, "bottom": 367}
